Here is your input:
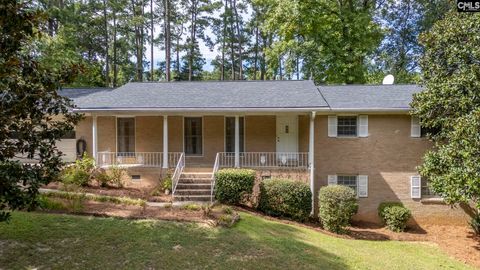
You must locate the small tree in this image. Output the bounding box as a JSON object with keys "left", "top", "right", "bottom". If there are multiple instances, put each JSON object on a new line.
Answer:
{"left": 411, "top": 12, "right": 480, "bottom": 213}
{"left": 0, "top": 1, "right": 81, "bottom": 222}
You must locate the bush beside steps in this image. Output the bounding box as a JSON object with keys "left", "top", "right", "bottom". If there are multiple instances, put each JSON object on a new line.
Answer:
{"left": 214, "top": 169, "right": 255, "bottom": 204}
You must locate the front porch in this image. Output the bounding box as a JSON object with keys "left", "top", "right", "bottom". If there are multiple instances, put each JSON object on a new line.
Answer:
{"left": 80, "top": 113, "right": 317, "bottom": 201}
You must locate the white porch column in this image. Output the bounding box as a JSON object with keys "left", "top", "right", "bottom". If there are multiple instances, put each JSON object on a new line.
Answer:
{"left": 234, "top": 115, "right": 240, "bottom": 168}
{"left": 309, "top": 111, "right": 316, "bottom": 212}
{"left": 163, "top": 115, "right": 169, "bottom": 168}
{"left": 92, "top": 115, "right": 98, "bottom": 163}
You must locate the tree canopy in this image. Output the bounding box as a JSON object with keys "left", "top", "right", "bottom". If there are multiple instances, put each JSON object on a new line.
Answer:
{"left": 411, "top": 12, "right": 480, "bottom": 211}
{"left": 0, "top": 0, "right": 81, "bottom": 222}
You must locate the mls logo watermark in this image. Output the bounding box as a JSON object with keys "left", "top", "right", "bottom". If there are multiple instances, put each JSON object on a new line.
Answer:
{"left": 457, "top": 0, "right": 480, "bottom": 12}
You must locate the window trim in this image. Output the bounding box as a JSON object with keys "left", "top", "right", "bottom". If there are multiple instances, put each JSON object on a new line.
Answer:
{"left": 336, "top": 115, "right": 358, "bottom": 138}
{"left": 224, "top": 116, "right": 245, "bottom": 153}
{"left": 116, "top": 116, "right": 136, "bottom": 154}
{"left": 183, "top": 116, "right": 204, "bottom": 157}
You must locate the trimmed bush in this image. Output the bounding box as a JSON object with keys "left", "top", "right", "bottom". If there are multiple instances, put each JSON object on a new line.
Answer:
{"left": 318, "top": 185, "right": 358, "bottom": 233}
{"left": 214, "top": 169, "right": 255, "bottom": 204}
{"left": 258, "top": 179, "right": 312, "bottom": 221}
{"left": 378, "top": 202, "right": 411, "bottom": 232}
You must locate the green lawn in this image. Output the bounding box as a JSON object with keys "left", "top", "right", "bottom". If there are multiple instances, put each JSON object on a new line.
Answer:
{"left": 0, "top": 211, "right": 472, "bottom": 270}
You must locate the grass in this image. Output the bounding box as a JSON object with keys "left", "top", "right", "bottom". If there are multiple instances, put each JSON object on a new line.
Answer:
{"left": 42, "top": 190, "right": 146, "bottom": 207}
{"left": 0, "top": 211, "right": 472, "bottom": 270}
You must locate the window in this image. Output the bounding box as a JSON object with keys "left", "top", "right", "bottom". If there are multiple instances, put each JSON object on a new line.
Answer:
{"left": 184, "top": 117, "right": 203, "bottom": 155}
{"left": 337, "top": 116, "right": 357, "bottom": 137}
{"left": 421, "top": 178, "right": 439, "bottom": 197}
{"left": 337, "top": 175, "right": 357, "bottom": 193}
{"left": 117, "top": 118, "right": 135, "bottom": 153}
{"left": 225, "top": 117, "right": 244, "bottom": 153}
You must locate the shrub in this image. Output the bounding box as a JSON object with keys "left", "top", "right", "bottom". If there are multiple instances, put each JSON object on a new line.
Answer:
{"left": 109, "top": 165, "right": 126, "bottom": 188}
{"left": 96, "top": 170, "right": 111, "bottom": 187}
{"left": 162, "top": 175, "right": 172, "bottom": 191}
{"left": 258, "top": 179, "right": 312, "bottom": 221}
{"left": 182, "top": 203, "right": 201, "bottom": 211}
{"left": 318, "top": 185, "right": 358, "bottom": 233}
{"left": 470, "top": 213, "right": 480, "bottom": 235}
{"left": 378, "top": 202, "right": 411, "bottom": 232}
{"left": 61, "top": 154, "right": 96, "bottom": 186}
{"left": 214, "top": 169, "right": 255, "bottom": 204}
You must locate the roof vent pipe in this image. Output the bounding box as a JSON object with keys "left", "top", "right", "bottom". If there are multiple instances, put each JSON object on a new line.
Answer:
{"left": 382, "top": 74, "right": 395, "bottom": 85}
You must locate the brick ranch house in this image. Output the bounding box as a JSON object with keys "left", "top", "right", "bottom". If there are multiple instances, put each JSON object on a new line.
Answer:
{"left": 58, "top": 80, "right": 469, "bottom": 225}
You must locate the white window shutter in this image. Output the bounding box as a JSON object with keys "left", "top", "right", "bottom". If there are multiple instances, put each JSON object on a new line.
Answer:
{"left": 328, "top": 175, "right": 337, "bottom": 185}
{"left": 328, "top": 116, "right": 337, "bottom": 137}
{"left": 358, "top": 115, "right": 368, "bottom": 137}
{"left": 411, "top": 175, "right": 421, "bottom": 198}
{"left": 357, "top": 175, "right": 368, "bottom": 197}
{"left": 411, "top": 116, "right": 421, "bottom": 138}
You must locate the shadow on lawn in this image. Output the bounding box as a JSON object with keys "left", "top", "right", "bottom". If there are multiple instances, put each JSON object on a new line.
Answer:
{"left": 212, "top": 214, "right": 350, "bottom": 270}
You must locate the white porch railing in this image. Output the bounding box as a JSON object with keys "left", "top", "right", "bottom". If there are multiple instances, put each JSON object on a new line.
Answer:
{"left": 171, "top": 153, "right": 185, "bottom": 198}
{"left": 211, "top": 153, "right": 221, "bottom": 202}
{"left": 217, "top": 152, "right": 309, "bottom": 169}
{"left": 97, "top": 152, "right": 182, "bottom": 168}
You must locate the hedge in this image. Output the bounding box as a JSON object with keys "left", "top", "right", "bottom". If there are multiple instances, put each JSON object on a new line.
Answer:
{"left": 214, "top": 169, "right": 255, "bottom": 204}
{"left": 378, "top": 202, "right": 411, "bottom": 232}
{"left": 258, "top": 179, "right": 312, "bottom": 221}
{"left": 318, "top": 185, "right": 358, "bottom": 233}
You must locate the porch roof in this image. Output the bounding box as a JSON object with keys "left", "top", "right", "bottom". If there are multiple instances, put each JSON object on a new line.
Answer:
{"left": 59, "top": 80, "right": 328, "bottom": 112}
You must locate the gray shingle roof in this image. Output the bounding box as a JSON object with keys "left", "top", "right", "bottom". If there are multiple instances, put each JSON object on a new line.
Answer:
{"left": 318, "top": 84, "right": 422, "bottom": 111}
{"left": 60, "top": 82, "right": 422, "bottom": 112}
{"left": 60, "top": 80, "right": 327, "bottom": 111}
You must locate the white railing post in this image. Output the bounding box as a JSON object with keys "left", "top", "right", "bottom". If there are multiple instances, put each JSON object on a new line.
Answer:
{"left": 92, "top": 115, "right": 98, "bottom": 163}
{"left": 163, "top": 115, "right": 168, "bottom": 168}
{"left": 234, "top": 116, "right": 240, "bottom": 168}
{"left": 211, "top": 153, "right": 220, "bottom": 202}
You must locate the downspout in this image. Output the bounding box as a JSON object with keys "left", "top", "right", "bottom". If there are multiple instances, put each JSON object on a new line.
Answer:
{"left": 309, "top": 111, "right": 316, "bottom": 215}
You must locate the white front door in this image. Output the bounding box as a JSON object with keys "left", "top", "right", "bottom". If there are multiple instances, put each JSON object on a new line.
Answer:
{"left": 276, "top": 115, "right": 298, "bottom": 153}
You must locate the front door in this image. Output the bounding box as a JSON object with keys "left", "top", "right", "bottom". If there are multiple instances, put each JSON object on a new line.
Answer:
{"left": 276, "top": 115, "right": 298, "bottom": 153}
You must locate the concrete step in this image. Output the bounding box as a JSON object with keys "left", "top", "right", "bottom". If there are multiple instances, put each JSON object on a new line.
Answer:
{"left": 178, "top": 178, "right": 212, "bottom": 184}
{"left": 180, "top": 172, "right": 212, "bottom": 179}
{"left": 175, "top": 189, "right": 211, "bottom": 196}
{"left": 176, "top": 183, "right": 212, "bottom": 189}
{"left": 183, "top": 167, "right": 213, "bottom": 173}
{"left": 173, "top": 195, "right": 212, "bottom": 202}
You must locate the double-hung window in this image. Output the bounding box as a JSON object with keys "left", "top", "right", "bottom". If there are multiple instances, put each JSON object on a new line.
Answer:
{"left": 117, "top": 118, "right": 135, "bottom": 154}
{"left": 337, "top": 175, "right": 358, "bottom": 193}
{"left": 184, "top": 117, "right": 203, "bottom": 156}
{"left": 337, "top": 116, "right": 357, "bottom": 137}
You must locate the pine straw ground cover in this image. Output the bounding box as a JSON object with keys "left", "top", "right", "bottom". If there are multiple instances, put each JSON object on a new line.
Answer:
{"left": 0, "top": 211, "right": 475, "bottom": 270}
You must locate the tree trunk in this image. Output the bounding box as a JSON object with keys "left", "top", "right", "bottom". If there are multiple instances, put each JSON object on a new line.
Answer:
{"left": 253, "top": 21, "right": 259, "bottom": 81}
{"left": 228, "top": 0, "right": 235, "bottom": 80}
{"left": 165, "top": 0, "right": 171, "bottom": 81}
{"left": 103, "top": 0, "right": 110, "bottom": 87}
{"left": 220, "top": 0, "right": 227, "bottom": 80}
{"left": 113, "top": 9, "right": 118, "bottom": 87}
{"left": 150, "top": 0, "right": 154, "bottom": 81}
{"left": 188, "top": 0, "right": 197, "bottom": 81}
{"left": 233, "top": 0, "right": 242, "bottom": 79}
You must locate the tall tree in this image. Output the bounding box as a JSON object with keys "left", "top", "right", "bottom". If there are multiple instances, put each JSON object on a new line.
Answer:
{"left": 257, "top": 0, "right": 382, "bottom": 84}
{"left": 0, "top": 0, "right": 81, "bottom": 222}
{"left": 411, "top": 11, "right": 480, "bottom": 217}
{"left": 181, "top": 0, "right": 220, "bottom": 81}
